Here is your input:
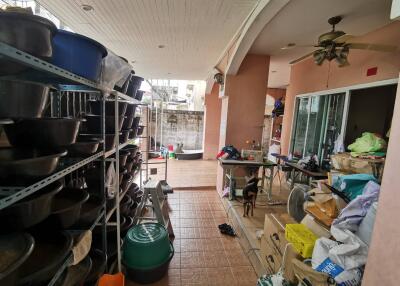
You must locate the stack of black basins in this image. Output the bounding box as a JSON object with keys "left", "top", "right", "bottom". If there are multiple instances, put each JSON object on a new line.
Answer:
{"left": 77, "top": 101, "right": 127, "bottom": 152}
{"left": 0, "top": 83, "right": 109, "bottom": 286}
{"left": 0, "top": 81, "right": 92, "bottom": 285}
{"left": 0, "top": 11, "right": 111, "bottom": 285}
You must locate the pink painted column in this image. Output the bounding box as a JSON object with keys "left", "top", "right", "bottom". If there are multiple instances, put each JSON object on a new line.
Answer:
{"left": 216, "top": 54, "right": 270, "bottom": 192}
{"left": 203, "top": 83, "right": 222, "bottom": 160}
{"left": 362, "top": 74, "right": 400, "bottom": 285}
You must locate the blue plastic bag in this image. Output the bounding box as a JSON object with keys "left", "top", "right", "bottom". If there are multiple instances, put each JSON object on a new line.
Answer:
{"left": 333, "top": 174, "right": 377, "bottom": 200}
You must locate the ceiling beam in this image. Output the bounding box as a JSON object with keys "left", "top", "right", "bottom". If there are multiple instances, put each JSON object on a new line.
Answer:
{"left": 226, "top": 0, "right": 291, "bottom": 75}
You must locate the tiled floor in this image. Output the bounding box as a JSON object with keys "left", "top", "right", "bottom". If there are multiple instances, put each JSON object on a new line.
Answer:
{"left": 126, "top": 190, "right": 258, "bottom": 286}
{"left": 145, "top": 159, "right": 218, "bottom": 189}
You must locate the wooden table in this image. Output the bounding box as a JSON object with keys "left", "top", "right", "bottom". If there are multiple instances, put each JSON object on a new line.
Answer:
{"left": 285, "top": 162, "right": 328, "bottom": 190}
{"left": 218, "top": 158, "right": 277, "bottom": 201}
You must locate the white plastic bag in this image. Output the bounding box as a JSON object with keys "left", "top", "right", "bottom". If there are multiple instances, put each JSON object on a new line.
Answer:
{"left": 312, "top": 236, "right": 365, "bottom": 286}
{"left": 100, "top": 50, "right": 132, "bottom": 89}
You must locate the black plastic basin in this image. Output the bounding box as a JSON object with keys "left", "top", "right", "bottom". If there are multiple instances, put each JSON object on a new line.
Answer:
{"left": 127, "top": 75, "right": 144, "bottom": 98}
{"left": 122, "top": 115, "right": 134, "bottom": 130}
{"left": 0, "top": 233, "right": 35, "bottom": 286}
{"left": 67, "top": 137, "right": 102, "bottom": 156}
{"left": 122, "top": 144, "right": 139, "bottom": 159}
{"left": 88, "top": 101, "right": 128, "bottom": 116}
{"left": 5, "top": 118, "right": 81, "bottom": 148}
{"left": 56, "top": 255, "right": 92, "bottom": 286}
{"left": 125, "top": 104, "right": 137, "bottom": 117}
{"left": 79, "top": 133, "right": 119, "bottom": 152}
{"left": 0, "top": 80, "right": 49, "bottom": 118}
{"left": 0, "top": 12, "right": 57, "bottom": 74}
{"left": 0, "top": 148, "right": 67, "bottom": 183}
{"left": 44, "top": 188, "right": 89, "bottom": 229}
{"left": 83, "top": 114, "right": 125, "bottom": 133}
{"left": 84, "top": 249, "right": 106, "bottom": 285}
{"left": 75, "top": 194, "right": 105, "bottom": 228}
{"left": 120, "top": 129, "right": 131, "bottom": 144}
{"left": 0, "top": 181, "right": 63, "bottom": 231}
{"left": 18, "top": 231, "right": 73, "bottom": 286}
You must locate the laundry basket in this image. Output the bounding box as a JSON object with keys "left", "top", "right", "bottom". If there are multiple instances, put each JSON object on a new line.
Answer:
{"left": 285, "top": 224, "right": 317, "bottom": 258}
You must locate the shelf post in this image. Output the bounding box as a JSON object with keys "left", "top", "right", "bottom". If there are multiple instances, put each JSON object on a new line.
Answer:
{"left": 114, "top": 93, "right": 122, "bottom": 272}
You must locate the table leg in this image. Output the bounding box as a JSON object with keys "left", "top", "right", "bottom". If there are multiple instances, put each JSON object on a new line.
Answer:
{"left": 290, "top": 169, "right": 295, "bottom": 190}
{"left": 268, "top": 165, "right": 273, "bottom": 200}
{"left": 261, "top": 166, "right": 265, "bottom": 192}
{"left": 228, "top": 168, "right": 234, "bottom": 201}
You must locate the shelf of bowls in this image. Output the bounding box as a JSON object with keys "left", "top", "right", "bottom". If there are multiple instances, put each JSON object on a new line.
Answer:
{"left": 0, "top": 7, "right": 145, "bottom": 286}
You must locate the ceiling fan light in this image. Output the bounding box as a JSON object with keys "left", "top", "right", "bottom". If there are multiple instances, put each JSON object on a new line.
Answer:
{"left": 313, "top": 51, "right": 325, "bottom": 65}
{"left": 335, "top": 56, "right": 349, "bottom": 67}
{"left": 335, "top": 46, "right": 350, "bottom": 67}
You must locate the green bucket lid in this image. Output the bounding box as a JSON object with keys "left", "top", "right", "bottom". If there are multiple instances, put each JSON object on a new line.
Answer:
{"left": 123, "top": 223, "right": 172, "bottom": 269}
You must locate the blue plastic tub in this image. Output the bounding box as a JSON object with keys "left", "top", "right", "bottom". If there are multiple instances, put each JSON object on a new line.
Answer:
{"left": 52, "top": 30, "right": 107, "bottom": 81}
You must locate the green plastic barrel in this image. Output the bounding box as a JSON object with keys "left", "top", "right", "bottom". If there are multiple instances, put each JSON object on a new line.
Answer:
{"left": 169, "top": 152, "right": 175, "bottom": 159}
{"left": 122, "top": 223, "right": 172, "bottom": 270}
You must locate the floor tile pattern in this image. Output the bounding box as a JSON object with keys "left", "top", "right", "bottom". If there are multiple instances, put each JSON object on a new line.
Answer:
{"left": 127, "top": 190, "right": 258, "bottom": 286}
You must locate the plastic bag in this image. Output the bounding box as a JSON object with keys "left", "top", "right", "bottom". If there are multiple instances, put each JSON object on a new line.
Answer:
{"left": 332, "top": 174, "right": 377, "bottom": 200}
{"left": 348, "top": 132, "right": 386, "bottom": 156}
{"left": 333, "top": 181, "right": 380, "bottom": 232}
{"left": 100, "top": 50, "right": 132, "bottom": 90}
{"left": 257, "top": 272, "right": 287, "bottom": 286}
{"left": 312, "top": 237, "right": 365, "bottom": 286}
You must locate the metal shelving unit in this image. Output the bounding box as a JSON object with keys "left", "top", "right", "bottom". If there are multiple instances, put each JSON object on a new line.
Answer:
{"left": 139, "top": 105, "right": 168, "bottom": 183}
{"left": 0, "top": 40, "right": 144, "bottom": 284}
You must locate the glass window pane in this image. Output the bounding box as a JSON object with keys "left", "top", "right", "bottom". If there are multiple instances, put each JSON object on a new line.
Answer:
{"left": 292, "top": 97, "right": 309, "bottom": 158}
{"left": 321, "top": 93, "right": 346, "bottom": 165}
{"left": 304, "top": 96, "right": 328, "bottom": 157}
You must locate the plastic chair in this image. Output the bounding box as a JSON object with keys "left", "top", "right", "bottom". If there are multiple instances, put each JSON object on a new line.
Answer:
{"left": 98, "top": 272, "right": 125, "bottom": 286}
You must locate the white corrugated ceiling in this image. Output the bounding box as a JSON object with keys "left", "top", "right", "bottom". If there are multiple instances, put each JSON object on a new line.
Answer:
{"left": 37, "top": 0, "right": 258, "bottom": 79}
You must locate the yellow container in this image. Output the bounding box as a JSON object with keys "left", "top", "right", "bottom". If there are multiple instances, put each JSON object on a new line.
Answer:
{"left": 285, "top": 224, "right": 317, "bottom": 258}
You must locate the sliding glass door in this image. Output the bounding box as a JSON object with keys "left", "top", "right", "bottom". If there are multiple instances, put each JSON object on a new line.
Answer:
{"left": 290, "top": 93, "right": 346, "bottom": 164}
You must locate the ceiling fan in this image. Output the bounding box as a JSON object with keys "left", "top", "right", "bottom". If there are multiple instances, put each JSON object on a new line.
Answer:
{"left": 285, "top": 16, "right": 399, "bottom": 67}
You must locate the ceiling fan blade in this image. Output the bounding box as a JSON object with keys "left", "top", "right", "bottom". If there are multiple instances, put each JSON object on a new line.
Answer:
{"left": 281, "top": 44, "right": 315, "bottom": 50}
{"left": 348, "top": 43, "right": 399, "bottom": 52}
{"left": 289, "top": 51, "right": 317, "bottom": 65}
{"left": 334, "top": 34, "right": 355, "bottom": 44}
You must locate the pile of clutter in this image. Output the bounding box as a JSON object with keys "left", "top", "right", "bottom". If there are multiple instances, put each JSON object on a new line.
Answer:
{"left": 259, "top": 180, "right": 379, "bottom": 285}
{"left": 258, "top": 133, "right": 384, "bottom": 286}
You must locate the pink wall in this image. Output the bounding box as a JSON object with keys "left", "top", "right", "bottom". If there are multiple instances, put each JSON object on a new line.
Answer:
{"left": 216, "top": 54, "right": 270, "bottom": 191}
{"left": 281, "top": 21, "right": 400, "bottom": 154}
{"left": 267, "top": 88, "right": 286, "bottom": 100}
{"left": 362, "top": 72, "right": 400, "bottom": 285}
{"left": 203, "top": 83, "right": 222, "bottom": 160}
{"left": 224, "top": 54, "right": 270, "bottom": 149}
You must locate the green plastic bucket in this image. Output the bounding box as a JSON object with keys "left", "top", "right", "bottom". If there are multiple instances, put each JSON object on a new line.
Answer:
{"left": 122, "top": 223, "right": 172, "bottom": 270}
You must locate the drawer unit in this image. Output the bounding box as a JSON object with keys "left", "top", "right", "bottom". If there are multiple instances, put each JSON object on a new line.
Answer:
{"left": 263, "top": 213, "right": 293, "bottom": 257}
{"left": 260, "top": 235, "right": 282, "bottom": 274}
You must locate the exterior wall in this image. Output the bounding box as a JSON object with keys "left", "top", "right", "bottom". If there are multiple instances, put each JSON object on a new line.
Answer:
{"left": 216, "top": 54, "right": 270, "bottom": 192}
{"left": 203, "top": 83, "right": 222, "bottom": 160}
{"left": 151, "top": 110, "right": 204, "bottom": 150}
{"left": 267, "top": 88, "right": 286, "bottom": 100}
{"left": 262, "top": 88, "right": 286, "bottom": 151}
{"left": 281, "top": 21, "right": 400, "bottom": 155}
{"left": 261, "top": 115, "right": 272, "bottom": 151}
{"left": 363, "top": 72, "right": 400, "bottom": 286}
